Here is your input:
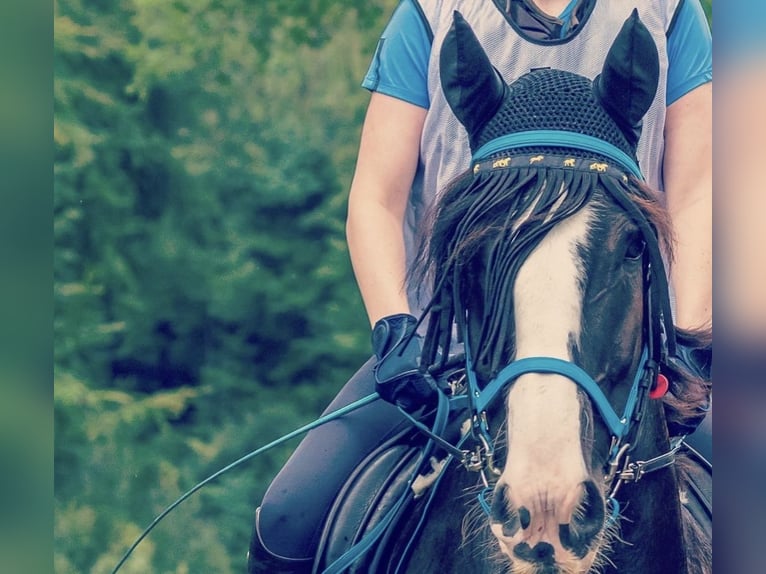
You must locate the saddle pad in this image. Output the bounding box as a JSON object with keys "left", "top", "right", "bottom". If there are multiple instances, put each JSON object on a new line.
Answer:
{"left": 314, "top": 430, "right": 423, "bottom": 574}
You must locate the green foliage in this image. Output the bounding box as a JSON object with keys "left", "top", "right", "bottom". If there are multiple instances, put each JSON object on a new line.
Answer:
{"left": 55, "top": 0, "right": 398, "bottom": 571}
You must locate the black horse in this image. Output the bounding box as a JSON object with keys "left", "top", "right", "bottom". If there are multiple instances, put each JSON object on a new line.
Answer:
{"left": 315, "top": 11, "right": 711, "bottom": 574}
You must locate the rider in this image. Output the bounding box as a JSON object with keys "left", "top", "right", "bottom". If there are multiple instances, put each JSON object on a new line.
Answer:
{"left": 248, "top": 2, "right": 712, "bottom": 572}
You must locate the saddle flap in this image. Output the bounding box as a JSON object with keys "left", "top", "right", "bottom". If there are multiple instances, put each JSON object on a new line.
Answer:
{"left": 315, "top": 432, "right": 422, "bottom": 573}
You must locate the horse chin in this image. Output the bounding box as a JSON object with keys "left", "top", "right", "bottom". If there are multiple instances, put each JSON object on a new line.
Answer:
{"left": 490, "top": 524, "right": 602, "bottom": 574}
{"left": 503, "top": 553, "right": 598, "bottom": 574}
{"left": 510, "top": 564, "right": 592, "bottom": 574}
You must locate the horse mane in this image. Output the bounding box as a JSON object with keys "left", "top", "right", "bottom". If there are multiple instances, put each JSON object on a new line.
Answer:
{"left": 630, "top": 182, "right": 712, "bottom": 434}
{"left": 408, "top": 163, "right": 711, "bottom": 437}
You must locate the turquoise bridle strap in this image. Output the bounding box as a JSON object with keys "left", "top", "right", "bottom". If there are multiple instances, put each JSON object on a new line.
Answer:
{"left": 465, "top": 340, "right": 649, "bottom": 440}
{"left": 471, "top": 130, "right": 643, "bottom": 181}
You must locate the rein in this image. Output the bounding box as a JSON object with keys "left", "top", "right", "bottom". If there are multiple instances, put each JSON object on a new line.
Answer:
{"left": 112, "top": 387, "right": 462, "bottom": 574}
{"left": 110, "top": 393, "right": 381, "bottom": 574}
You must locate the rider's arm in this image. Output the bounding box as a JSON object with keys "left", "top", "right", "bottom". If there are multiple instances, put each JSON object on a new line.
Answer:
{"left": 663, "top": 82, "right": 712, "bottom": 332}
{"left": 349, "top": 0, "right": 431, "bottom": 326}
{"left": 663, "top": 0, "right": 713, "bottom": 332}
{"left": 346, "top": 93, "right": 427, "bottom": 326}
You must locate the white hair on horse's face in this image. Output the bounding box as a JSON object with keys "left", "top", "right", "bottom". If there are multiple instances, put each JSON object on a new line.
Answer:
{"left": 491, "top": 202, "right": 602, "bottom": 571}
{"left": 512, "top": 184, "right": 589, "bottom": 360}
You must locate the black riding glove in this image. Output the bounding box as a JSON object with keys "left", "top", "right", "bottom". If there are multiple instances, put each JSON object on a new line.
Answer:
{"left": 675, "top": 340, "right": 712, "bottom": 382}
{"left": 667, "top": 339, "right": 712, "bottom": 437}
{"left": 372, "top": 313, "right": 437, "bottom": 412}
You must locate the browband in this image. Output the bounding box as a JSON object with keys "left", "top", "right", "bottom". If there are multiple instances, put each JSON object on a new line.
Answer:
{"left": 472, "top": 152, "right": 631, "bottom": 182}
{"left": 471, "top": 130, "right": 643, "bottom": 180}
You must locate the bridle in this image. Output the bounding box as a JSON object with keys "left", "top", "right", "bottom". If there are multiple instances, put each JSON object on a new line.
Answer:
{"left": 445, "top": 144, "right": 682, "bottom": 517}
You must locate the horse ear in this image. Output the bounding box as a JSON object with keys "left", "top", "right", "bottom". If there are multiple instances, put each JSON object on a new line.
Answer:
{"left": 440, "top": 11, "right": 506, "bottom": 139}
{"left": 593, "top": 9, "right": 659, "bottom": 148}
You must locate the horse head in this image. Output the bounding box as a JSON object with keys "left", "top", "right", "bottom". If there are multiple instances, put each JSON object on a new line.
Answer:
{"left": 417, "top": 10, "right": 696, "bottom": 573}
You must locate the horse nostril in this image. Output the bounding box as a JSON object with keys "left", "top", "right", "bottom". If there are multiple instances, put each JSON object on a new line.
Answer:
{"left": 513, "top": 541, "right": 555, "bottom": 564}
{"left": 490, "top": 484, "right": 520, "bottom": 537}
{"left": 560, "top": 479, "right": 605, "bottom": 558}
{"left": 518, "top": 506, "right": 531, "bottom": 530}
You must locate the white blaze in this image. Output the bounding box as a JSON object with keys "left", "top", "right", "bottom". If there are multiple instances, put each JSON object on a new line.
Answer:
{"left": 501, "top": 204, "right": 594, "bottom": 535}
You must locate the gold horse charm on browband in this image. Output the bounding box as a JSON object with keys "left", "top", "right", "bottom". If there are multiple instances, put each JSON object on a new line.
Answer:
{"left": 589, "top": 162, "right": 609, "bottom": 172}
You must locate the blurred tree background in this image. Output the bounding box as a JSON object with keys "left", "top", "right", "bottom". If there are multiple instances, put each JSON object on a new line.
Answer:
{"left": 54, "top": 1, "right": 711, "bottom": 572}
{"left": 54, "top": 0, "right": 396, "bottom": 571}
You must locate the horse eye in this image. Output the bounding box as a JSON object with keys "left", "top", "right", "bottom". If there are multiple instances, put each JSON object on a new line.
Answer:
{"left": 624, "top": 234, "right": 646, "bottom": 261}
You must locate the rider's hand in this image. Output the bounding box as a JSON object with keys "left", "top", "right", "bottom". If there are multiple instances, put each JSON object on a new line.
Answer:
{"left": 667, "top": 338, "right": 712, "bottom": 437}
{"left": 372, "top": 314, "right": 437, "bottom": 412}
{"left": 674, "top": 340, "right": 712, "bottom": 381}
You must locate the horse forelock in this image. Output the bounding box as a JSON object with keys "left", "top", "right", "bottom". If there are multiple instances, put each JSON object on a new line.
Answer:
{"left": 414, "top": 165, "right": 600, "bottom": 379}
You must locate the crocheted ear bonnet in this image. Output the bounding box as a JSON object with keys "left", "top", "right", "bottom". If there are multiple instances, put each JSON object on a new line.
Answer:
{"left": 440, "top": 9, "right": 660, "bottom": 176}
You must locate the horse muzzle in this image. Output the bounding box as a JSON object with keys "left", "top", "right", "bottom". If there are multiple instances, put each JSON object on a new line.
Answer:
{"left": 488, "top": 479, "right": 606, "bottom": 574}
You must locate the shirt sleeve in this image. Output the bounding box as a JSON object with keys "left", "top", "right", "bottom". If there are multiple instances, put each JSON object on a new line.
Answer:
{"left": 666, "top": 0, "right": 713, "bottom": 105}
{"left": 362, "top": 0, "right": 433, "bottom": 109}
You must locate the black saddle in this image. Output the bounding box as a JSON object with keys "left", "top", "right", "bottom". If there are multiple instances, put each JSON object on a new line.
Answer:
{"left": 313, "top": 428, "right": 427, "bottom": 574}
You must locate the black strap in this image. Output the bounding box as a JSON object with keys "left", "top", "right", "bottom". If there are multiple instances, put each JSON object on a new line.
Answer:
{"left": 599, "top": 175, "right": 676, "bottom": 359}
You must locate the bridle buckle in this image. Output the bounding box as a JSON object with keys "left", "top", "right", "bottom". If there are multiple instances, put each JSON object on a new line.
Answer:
{"left": 462, "top": 413, "right": 502, "bottom": 483}
{"left": 605, "top": 440, "right": 631, "bottom": 486}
